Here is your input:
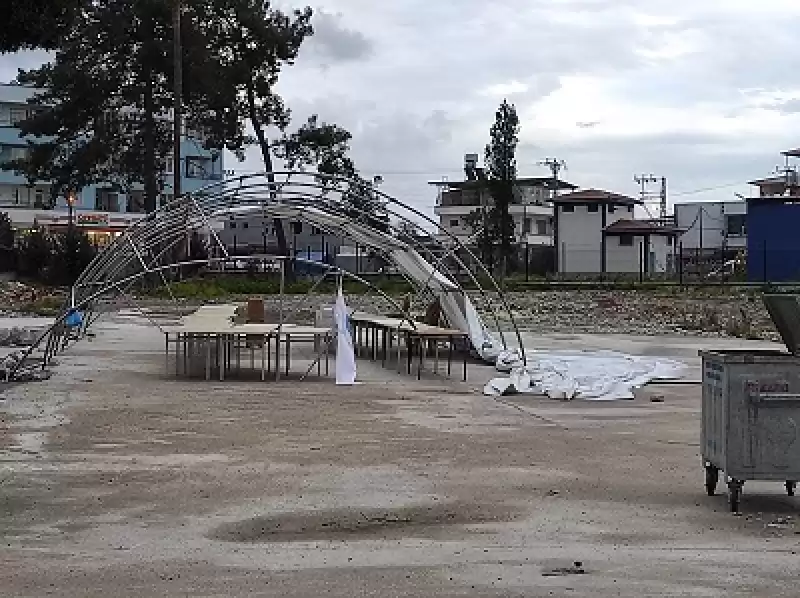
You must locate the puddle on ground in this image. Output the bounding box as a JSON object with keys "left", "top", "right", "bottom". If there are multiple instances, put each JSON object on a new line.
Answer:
{"left": 208, "top": 502, "right": 519, "bottom": 543}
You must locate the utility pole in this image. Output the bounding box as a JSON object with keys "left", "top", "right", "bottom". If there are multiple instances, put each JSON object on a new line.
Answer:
{"left": 660, "top": 176, "right": 668, "bottom": 220}
{"left": 172, "top": 0, "right": 182, "bottom": 201}
{"left": 634, "top": 174, "right": 663, "bottom": 220}
{"left": 173, "top": 0, "right": 187, "bottom": 267}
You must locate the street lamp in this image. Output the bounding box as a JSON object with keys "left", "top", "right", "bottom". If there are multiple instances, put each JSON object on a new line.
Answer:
{"left": 67, "top": 191, "right": 77, "bottom": 230}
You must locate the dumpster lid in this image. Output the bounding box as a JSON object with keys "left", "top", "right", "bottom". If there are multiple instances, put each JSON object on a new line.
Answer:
{"left": 763, "top": 294, "right": 800, "bottom": 356}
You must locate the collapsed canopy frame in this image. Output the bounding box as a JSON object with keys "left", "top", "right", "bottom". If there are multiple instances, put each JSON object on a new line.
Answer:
{"left": 10, "top": 171, "right": 525, "bottom": 379}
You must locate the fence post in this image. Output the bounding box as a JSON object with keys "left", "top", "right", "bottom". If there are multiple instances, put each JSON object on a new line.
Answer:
{"left": 638, "top": 241, "right": 644, "bottom": 284}
{"left": 525, "top": 243, "right": 529, "bottom": 281}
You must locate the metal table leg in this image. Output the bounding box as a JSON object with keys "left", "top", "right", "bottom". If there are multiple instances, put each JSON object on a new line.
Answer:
{"left": 406, "top": 332, "right": 412, "bottom": 375}
{"left": 261, "top": 335, "right": 266, "bottom": 382}
{"left": 175, "top": 333, "right": 181, "bottom": 376}
{"left": 205, "top": 334, "right": 211, "bottom": 381}
{"left": 285, "top": 335, "right": 291, "bottom": 377}
{"left": 447, "top": 336, "right": 453, "bottom": 379}
{"left": 275, "top": 335, "right": 281, "bottom": 382}
{"left": 325, "top": 333, "right": 330, "bottom": 377}
{"left": 417, "top": 336, "right": 423, "bottom": 380}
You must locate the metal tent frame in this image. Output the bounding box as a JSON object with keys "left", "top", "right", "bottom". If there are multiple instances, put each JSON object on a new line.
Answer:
{"left": 7, "top": 171, "right": 524, "bottom": 380}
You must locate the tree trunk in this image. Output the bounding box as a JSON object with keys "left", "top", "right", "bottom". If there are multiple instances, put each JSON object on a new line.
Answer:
{"left": 246, "top": 82, "right": 292, "bottom": 276}
{"left": 142, "top": 67, "right": 157, "bottom": 213}
{"left": 141, "top": 15, "right": 158, "bottom": 214}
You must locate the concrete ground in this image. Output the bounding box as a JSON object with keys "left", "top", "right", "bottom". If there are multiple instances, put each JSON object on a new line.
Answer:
{"left": 1, "top": 313, "right": 799, "bottom": 597}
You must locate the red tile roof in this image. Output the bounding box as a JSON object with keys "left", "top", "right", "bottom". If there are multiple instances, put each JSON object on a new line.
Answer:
{"left": 552, "top": 189, "right": 642, "bottom": 205}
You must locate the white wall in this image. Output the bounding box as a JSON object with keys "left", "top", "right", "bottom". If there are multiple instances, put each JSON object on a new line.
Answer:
{"left": 558, "top": 203, "right": 634, "bottom": 273}
{"left": 605, "top": 235, "right": 673, "bottom": 274}
{"left": 650, "top": 235, "right": 673, "bottom": 273}
{"left": 675, "top": 201, "right": 747, "bottom": 250}
{"left": 436, "top": 203, "right": 555, "bottom": 247}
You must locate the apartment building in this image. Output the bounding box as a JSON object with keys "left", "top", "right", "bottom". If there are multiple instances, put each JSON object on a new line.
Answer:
{"left": 0, "top": 83, "right": 223, "bottom": 246}
{"left": 430, "top": 153, "right": 577, "bottom": 247}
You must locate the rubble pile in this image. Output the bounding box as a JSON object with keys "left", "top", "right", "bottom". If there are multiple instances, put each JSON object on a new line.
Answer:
{"left": 503, "top": 290, "right": 779, "bottom": 340}
{"left": 0, "top": 350, "right": 51, "bottom": 383}
{"left": 0, "top": 281, "right": 41, "bottom": 311}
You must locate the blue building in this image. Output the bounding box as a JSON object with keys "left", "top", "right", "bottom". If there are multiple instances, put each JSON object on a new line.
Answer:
{"left": 747, "top": 149, "right": 800, "bottom": 282}
{"left": 0, "top": 83, "right": 223, "bottom": 246}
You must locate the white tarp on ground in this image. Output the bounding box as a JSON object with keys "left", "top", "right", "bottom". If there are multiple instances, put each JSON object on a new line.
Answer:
{"left": 484, "top": 350, "right": 686, "bottom": 401}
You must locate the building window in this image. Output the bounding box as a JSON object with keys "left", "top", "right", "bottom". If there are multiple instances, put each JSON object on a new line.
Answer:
{"left": 312, "top": 226, "right": 321, "bottom": 235}
{"left": 619, "top": 234, "right": 634, "bottom": 246}
{"left": 588, "top": 204, "right": 599, "bottom": 213}
{"left": 229, "top": 221, "right": 237, "bottom": 229}
{"left": 95, "top": 189, "right": 119, "bottom": 212}
{"left": 9, "top": 107, "right": 28, "bottom": 125}
{"left": 562, "top": 204, "right": 574, "bottom": 213}
{"left": 241, "top": 221, "right": 249, "bottom": 229}
{"left": 536, "top": 219, "right": 548, "bottom": 235}
{"left": 523, "top": 218, "right": 531, "bottom": 234}
{"left": 0, "top": 144, "right": 29, "bottom": 162}
{"left": 627, "top": 205, "right": 634, "bottom": 213}
{"left": 185, "top": 156, "right": 210, "bottom": 179}
{"left": 34, "top": 188, "right": 45, "bottom": 208}
{"left": 292, "top": 222, "right": 302, "bottom": 234}
{"left": 726, "top": 214, "right": 746, "bottom": 236}
{"left": 608, "top": 205, "right": 616, "bottom": 213}
{"left": 449, "top": 219, "right": 460, "bottom": 228}
{"left": 126, "top": 190, "right": 146, "bottom": 213}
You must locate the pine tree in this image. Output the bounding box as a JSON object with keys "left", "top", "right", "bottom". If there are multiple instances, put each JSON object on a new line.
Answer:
{"left": 189, "top": 0, "right": 367, "bottom": 266}
{"left": 17, "top": 228, "right": 51, "bottom": 281}
{"left": 9, "top": 0, "right": 180, "bottom": 211}
{"left": 0, "top": 213, "right": 16, "bottom": 272}
{"left": 52, "top": 227, "right": 97, "bottom": 286}
{"left": 484, "top": 99, "right": 520, "bottom": 276}
{"left": 0, "top": 0, "right": 86, "bottom": 52}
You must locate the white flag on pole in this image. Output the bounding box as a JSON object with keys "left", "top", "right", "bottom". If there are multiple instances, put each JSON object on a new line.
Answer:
{"left": 334, "top": 279, "right": 357, "bottom": 385}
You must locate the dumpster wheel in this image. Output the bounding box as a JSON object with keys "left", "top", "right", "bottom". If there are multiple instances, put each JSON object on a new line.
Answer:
{"left": 727, "top": 479, "right": 744, "bottom": 513}
{"left": 705, "top": 464, "right": 719, "bottom": 496}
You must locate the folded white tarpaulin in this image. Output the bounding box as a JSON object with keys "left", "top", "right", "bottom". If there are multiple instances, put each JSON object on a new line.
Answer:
{"left": 484, "top": 350, "right": 686, "bottom": 401}
{"left": 334, "top": 282, "right": 357, "bottom": 385}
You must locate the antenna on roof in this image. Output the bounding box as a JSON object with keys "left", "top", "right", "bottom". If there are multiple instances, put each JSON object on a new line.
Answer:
{"left": 539, "top": 158, "right": 567, "bottom": 199}
{"left": 539, "top": 158, "right": 567, "bottom": 179}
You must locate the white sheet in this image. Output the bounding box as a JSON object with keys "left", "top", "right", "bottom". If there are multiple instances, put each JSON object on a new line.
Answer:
{"left": 334, "top": 283, "right": 357, "bottom": 385}
{"left": 484, "top": 350, "right": 686, "bottom": 401}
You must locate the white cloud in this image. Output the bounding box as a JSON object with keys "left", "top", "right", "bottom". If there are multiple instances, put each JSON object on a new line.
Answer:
{"left": 3, "top": 1, "right": 800, "bottom": 214}
{"left": 480, "top": 81, "right": 529, "bottom": 98}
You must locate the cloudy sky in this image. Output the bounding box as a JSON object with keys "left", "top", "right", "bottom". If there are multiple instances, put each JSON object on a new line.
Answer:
{"left": 3, "top": 0, "right": 800, "bottom": 216}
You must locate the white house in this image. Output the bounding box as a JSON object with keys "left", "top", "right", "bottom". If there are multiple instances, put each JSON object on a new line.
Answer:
{"left": 674, "top": 200, "right": 747, "bottom": 253}
{"left": 554, "top": 189, "right": 680, "bottom": 274}
{"left": 604, "top": 219, "right": 682, "bottom": 274}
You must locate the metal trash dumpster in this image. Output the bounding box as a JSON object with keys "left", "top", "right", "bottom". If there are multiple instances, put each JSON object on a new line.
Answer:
{"left": 701, "top": 294, "right": 800, "bottom": 512}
